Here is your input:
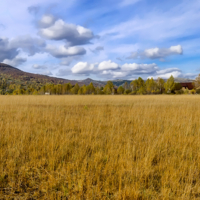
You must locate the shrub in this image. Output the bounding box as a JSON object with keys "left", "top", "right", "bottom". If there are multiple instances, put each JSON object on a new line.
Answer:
{"left": 124, "top": 89, "right": 132, "bottom": 95}
{"left": 130, "top": 91, "right": 137, "bottom": 95}
{"left": 190, "top": 89, "right": 196, "bottom": 94}
{"left": 175, "top": 90, "right": 184, "bottom": 94}
{"left": 196, "top": 89, "right": 200, "bottom": 94}
{"left": 184, "top": 89, "right": 189, "bottom": 94}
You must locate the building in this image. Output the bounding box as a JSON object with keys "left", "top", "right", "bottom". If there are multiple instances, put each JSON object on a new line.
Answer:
{"left": 180, "top": 82, "right": 194, "bottom": 90}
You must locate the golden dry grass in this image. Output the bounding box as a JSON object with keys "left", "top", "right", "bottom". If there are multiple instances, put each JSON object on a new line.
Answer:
{"left": 0, "top": 95, "right": 200, "bottom": 199}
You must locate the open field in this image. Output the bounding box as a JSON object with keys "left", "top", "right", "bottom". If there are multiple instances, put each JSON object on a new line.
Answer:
{"left": 0, "top": 95, "right": 200, "bottom": 199}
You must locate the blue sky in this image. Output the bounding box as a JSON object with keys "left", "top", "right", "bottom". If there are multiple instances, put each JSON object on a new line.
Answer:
{"left": 0, "top": 0, "right": 200, "bottom": 80}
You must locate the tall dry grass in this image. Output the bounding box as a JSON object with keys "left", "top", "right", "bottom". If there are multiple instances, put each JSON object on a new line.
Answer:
{"left": 0, "top": 95, "right": 200, "bottom": 199}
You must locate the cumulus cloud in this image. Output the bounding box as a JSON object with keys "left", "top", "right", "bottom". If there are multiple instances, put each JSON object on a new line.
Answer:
{"left": 46, "top": 45, "right": 86, "bottom": 58}
{"left": 3, "top": 57, "right": 27, "bottom": 67}
{"left": 70, "top": 60, "right": 183, "bottom": 79}
{"left": 101, "top": 63, "right": 159, "bottom": 79}
{"left": 127, "top": 45, "right": 183, "bottom": 59}
{"left": 0, "top": 38, "right": 19, "bottom": 62}
{"left": 102, "top": 70, "right": 129, "bottom": 79}
{"left": 143, "top": 45, "right": 183, "bottom": 59}
{"left": 121, "top": 63, "right": 158, "bottom": 74}
{"left": 98, "top": 60, "right": 119, "bottom": 70}
{"left": 38, "top": 18, "right": 95, "bottom": 46}
{"left": 32, "top": 64, "right": 47, "bottom": 69}
{"left": 71, "top": 62, "right": 95, "bottom": 74}
{"left": 156, "top": 68, "right": 181, "bottom": 75}
{"left": 148, "top": 68, "right": 182, "bottom": 79}
{"left": 0, "top": 36, "right": 47, "bottom": 67}
{"left": 28, "top": 6, "right": 40, "bottom": 15}
{"left": 10, "top": 35, "right": 46, "bottom": 56}
{"left": 38, "top": 14, "right": 57, "bottom": 28}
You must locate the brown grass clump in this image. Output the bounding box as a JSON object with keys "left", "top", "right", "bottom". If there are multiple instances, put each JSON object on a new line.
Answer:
{"left": 0, "top": 95, "right": 200, "bottom": 199}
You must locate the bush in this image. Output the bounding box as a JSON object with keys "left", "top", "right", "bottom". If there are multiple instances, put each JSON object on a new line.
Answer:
{"left": 196, "top": 89, "right": 200, "bottom": 94}
{"left": 130, "top": 91, "right": 137, "bottom": 95}
{"left": 190, "top": 89, "right": 196, "bottom": 94}
{"left": 175, "top": 90, "right": 184, "bottom": 94}
{"left": 124, "top": 89, "right": 132, "bottom": 95}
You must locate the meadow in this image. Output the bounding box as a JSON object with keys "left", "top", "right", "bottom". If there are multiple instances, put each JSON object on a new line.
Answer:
{"left": 0, "top": 95, "right": 200, "bottom": 199}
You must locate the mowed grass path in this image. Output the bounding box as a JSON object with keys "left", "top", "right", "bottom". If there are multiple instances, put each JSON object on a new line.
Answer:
{"left": 0, "top": 96, "right": 200, "bottom": 199}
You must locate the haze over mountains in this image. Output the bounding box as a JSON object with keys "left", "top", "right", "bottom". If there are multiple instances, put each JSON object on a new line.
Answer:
{"left": 0, "top": 63, "right": 194, "bottom": 87}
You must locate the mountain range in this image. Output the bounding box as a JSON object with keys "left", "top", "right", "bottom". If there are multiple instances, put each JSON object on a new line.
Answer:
{"left": 0, "top": 63, "right": 194, "bottom": 87}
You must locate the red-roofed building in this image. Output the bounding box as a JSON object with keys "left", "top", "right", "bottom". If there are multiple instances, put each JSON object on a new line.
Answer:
{"left": 180, "top": 82, "right": 194, "bottom": 90}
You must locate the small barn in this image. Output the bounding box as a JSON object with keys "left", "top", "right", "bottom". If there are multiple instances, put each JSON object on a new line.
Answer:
{"left": 180, "top": 82, "right": 194, "bottom": 90}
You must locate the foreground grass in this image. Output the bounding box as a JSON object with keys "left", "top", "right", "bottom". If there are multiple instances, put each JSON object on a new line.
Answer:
{"left": 0, "top": 95, "right": 200, "bottom": 199}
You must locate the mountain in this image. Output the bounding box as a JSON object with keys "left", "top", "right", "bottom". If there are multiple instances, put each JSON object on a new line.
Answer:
{"left": 0, "top": 63, "right": 195, "bottom": 87}
{"left": 0, "top": 63, "right": 77, "bottom": 85}
{"left": 0, "top": 63, "right": 106, "bottom": 87}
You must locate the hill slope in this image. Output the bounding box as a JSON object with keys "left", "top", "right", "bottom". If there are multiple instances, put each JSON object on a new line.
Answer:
{"left": 0, "top": 63, "right": 195, "bottom": 87}
{"left": 0, "top": 63, "right": 77, "bottom": 85}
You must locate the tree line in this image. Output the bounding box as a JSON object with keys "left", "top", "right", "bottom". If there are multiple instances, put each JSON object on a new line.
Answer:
{"left": 0, "top": 74, "right": 200, "bottom": 95}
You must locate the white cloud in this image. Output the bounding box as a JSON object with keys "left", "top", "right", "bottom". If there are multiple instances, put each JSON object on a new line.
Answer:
{"left": 143, "top": 45, "right": 183, "bottom": 59}
{"left": 46, "top": 45, "right": 86, "bottom": 58}
{"left": 3, "top": 57, "right": 27, "bottom": 67}
{"left": 71, "top": 62, "right": 95, "bottom": 74}
{"left": 128, "top": 45, "right": 183, "bottom": 59}
{"left": 38, "top": 14, "right": 56, "bottom": 28}
{"left": 102, "top": 70, "right": 128, "bottom": 78}
{"left": 0, "top": 38, "right": 19, "bottom": 62}
{"left": 121, "top": 63, "right": 158, "bottom": 74}
{"left": 0, "top": 36, "right": 46, "bottom": 66}
{"left": 156, "top": 68, "right": 181, "bottom": 75}
{"left": 38, "top": 19, "right": 95, "bottom": 46}
{"left": 148, "top": 68, "right": 182, "bottom": 79}
{"left": 70, "top": 61, "right": 183, "bottom": 80}
{"left": 10, "top": 35, "right": 46, "bottom": 56}
{"left": 98, "top": 60, "right": 119, "bottom": 70}
{"left": 149, "top": 71, "right": 182, "bottom": 79}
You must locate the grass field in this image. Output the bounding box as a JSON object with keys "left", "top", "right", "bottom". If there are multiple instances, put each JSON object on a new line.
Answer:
{"left": 0, "top": 95, "right": 200, "bottom": 199}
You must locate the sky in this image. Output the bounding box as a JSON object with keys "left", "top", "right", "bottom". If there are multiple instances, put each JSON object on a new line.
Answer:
{"left": 0, "top": 0, "right": 200, "bottom": 80}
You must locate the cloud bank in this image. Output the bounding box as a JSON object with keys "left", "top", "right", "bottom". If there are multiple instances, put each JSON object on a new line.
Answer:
{"left": 70, "top": 60, "right": 182, "bottom": 79}
{"left": 128, "top": 45, "right": 183, "bottom": 59}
